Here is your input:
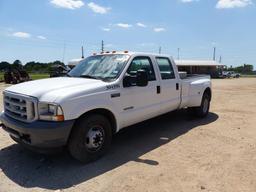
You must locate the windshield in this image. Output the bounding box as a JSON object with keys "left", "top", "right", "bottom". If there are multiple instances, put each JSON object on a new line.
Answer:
{"left": 68, "top": 54, "right": 130, "bottom": 81}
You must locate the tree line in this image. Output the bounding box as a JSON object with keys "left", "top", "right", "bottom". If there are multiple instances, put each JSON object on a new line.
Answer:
{"left": 0, "top": 60, "right": 65, "bottom": 73}
{"left": 1, "top": 60, "right": 254, "bottom": 75}
{"left": 225, "top": 64, "right": 254, "bottom": 74}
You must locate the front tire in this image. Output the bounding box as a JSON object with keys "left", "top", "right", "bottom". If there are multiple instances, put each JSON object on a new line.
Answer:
{"left": 188, "top": 92, "right": 210, "bottom": 118}
{"left": 68, "top": 114, "right": 112, "bottom": 163}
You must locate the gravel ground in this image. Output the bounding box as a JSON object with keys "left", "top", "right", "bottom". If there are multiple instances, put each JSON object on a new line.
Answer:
{"left": 0, "top": 78, "right": 256, "bottom": 192}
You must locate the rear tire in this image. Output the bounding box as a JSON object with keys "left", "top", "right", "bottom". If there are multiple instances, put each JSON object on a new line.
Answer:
{"left": 188, "top": 92, "right": 210, "bottom": 118}
{"left": 68, "top": 114, "right": 112, "bottom": 163}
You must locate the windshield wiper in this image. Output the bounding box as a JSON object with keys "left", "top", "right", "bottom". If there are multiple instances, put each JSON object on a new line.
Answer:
{"left": 101, "top": 77, "right": 115, "bottom": 82}
{"left": 80, "top": 75, "right": 101, "bottom": 80}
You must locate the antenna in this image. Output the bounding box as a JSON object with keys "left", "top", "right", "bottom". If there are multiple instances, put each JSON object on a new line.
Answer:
{"left": 101, "top": 40, "right": 103, "bottom": 52}
{"left": 62, "top": 42, "right": 66, "bottom": 63}
{"left": 177, "top": 48, "right": 180, "bottom": 60}
{"left": 219, "top": 56, "right": 222, "bottom": 63}
{"left": 213, "top": 47, "right": 216, "bottom": 61}
{"left": 81, "top": 46, "right": 84, "bottom": 59}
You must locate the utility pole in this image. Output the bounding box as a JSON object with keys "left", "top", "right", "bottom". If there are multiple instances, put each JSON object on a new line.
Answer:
{"left": 159, "top": 46, "right": 162, "bottom": 54}
{"left": 177, "top": 48, "right": 180, "bottom": 60}
{"left": 81, "top": 46, "right": 84, "bottom": 58}
{"left": 101, "top": 40, "right": 104, "bottom": 52}
{"left": 219, "top": 56, "right": 222, "bottom": 63}
{"left": 213, "top": 47, "right": 216, "bottom": 61}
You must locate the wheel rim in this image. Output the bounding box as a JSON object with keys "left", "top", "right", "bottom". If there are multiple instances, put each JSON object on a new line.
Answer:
{"left": 85, "top": 126, "right": 105, "bottom": 152}
{"left": 202, "top": 97, "right": 209, "bottom": 114}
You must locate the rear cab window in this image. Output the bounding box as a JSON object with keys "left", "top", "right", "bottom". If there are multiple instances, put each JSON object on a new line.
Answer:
{"left": 155, "top": 57, "right": 176, "bottom": 80}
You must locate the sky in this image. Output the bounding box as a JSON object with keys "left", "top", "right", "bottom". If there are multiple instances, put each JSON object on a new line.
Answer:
{"left": 0, "top": 0, "right": 255, "bottom": 68}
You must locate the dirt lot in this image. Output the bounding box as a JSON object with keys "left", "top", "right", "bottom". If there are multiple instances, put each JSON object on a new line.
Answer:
{"left": 0, "top": 78, "right": 256, "bottom": 192}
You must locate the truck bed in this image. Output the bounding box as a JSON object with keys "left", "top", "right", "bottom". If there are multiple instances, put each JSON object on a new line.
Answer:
{"left": 179, "top": 72, "right": 211, "bottom": 80}
{"left": 179, "top": 73, "right": 211, "bottom": 109}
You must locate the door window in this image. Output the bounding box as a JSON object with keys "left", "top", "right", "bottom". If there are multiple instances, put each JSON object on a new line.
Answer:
{"left": 127, "top": 57, "right": 156, "bottom": 81}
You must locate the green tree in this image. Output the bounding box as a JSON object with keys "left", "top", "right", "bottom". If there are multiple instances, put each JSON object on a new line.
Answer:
{"left": 0, "top": 61, "right": 11, "bottom": 71}
{"left": 13, "top": 60, "right": 23, "bottom": 69}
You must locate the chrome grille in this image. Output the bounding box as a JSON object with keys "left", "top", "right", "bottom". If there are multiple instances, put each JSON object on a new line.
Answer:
{"left": 3, "top": 92, "right": 37, "bottom": 122}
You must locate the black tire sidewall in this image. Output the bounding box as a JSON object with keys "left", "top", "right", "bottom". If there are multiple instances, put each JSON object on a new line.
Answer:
{"left": 68, "top": 114, "right": 112, "bottom": 163}
{"left": 197, "top": 93, "right": 210, "bottom": 117}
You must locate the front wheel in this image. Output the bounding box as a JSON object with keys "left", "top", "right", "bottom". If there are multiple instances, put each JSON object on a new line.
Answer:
{"left": 188, "top": 92, "right": 210, "bottom": 118}
{"left": 68, "top": 114, "right": 112, "bottom": 163}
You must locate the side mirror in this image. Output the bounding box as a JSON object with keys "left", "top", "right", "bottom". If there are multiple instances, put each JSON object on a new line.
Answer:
{"left": 136, "top": 69, "right": 148, "bottom": 87}
{"left": 123, "top": 75, "right": 133, "bottom": 87}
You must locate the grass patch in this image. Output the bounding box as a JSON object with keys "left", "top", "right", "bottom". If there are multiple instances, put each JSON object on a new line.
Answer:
{"left": 0, "top": 73, "right": 50, "bottom": 82}
{"left": 0, "top": 73, "right": 3, "bottom": 82}
{"left": 241, "top": 75, "right": 256, "bottom": 78}
{"left": 29, "top": 73, "right": 50, "bottom": 80}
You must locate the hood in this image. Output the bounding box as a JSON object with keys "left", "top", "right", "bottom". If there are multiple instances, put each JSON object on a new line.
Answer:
{"left": 5, "top": 77, "right": 107, "bottom": 102}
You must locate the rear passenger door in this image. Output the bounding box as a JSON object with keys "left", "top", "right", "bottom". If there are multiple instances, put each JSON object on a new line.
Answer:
{"left": 120, "top": 56, "right": 161, "bottom": 127}
{"left": 155, "top": 57, "right": 180, "bottom": 113}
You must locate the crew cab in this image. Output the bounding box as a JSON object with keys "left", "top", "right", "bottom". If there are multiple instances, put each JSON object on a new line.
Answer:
{"left": 0, "top": 52, "right": 212, "bottom": 163}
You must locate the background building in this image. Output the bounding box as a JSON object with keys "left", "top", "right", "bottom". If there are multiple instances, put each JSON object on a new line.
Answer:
{"left": 175, "top": 60, "right": 225, "bottom": 78}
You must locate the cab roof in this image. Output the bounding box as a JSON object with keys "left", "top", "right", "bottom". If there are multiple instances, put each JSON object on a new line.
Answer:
{"left": 93, "top": 51, "right": 171, "bottom": 58}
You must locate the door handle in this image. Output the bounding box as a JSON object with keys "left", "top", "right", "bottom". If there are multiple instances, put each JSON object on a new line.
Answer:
{"left": 157, "top": 86, "right": 161, "bottom": 94}
{"left": 176, "top": 83, "right": 179, "bottom": 90}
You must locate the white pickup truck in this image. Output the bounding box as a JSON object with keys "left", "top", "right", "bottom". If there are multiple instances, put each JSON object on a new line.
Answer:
{"left": 0, "top": 52, "right": 212, "bottom": 163}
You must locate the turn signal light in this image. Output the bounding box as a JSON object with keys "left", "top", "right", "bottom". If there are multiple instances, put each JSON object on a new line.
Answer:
{"left": 55, "top": 115, "right": 65, "bottom": 122}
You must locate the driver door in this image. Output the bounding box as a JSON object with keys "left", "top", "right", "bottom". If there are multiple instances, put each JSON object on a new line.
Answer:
{"left": 119, "top": 56, "right": 161, "bottom": 127}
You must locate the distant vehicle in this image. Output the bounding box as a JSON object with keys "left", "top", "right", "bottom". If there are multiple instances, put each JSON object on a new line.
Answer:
{"left": 222, "top": 71, "right": 240, "bottom": 78}
{"left": 0, "top": 52, "right": 212, "bottom": 163}
{"left": 49, "top": 65, "right": 71, "bottom": 78}
{"left": 222, "top": 71, "right": 231, "bottom": 78}
{"left": 67, "top": 58, "right": 83, "bottom": 69}
{"left": 49, "top": 58, "right": 83, "bottom": 78}
{"left": 210, "top": 71, "right": 224, "bottom": 79}
{"left": 230, "top": 71, "right": 240, "bottom": 78}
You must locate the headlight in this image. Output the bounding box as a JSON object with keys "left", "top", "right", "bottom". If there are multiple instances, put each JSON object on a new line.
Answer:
{"left": 38, "top": 102, "right": 64, "bottom": 121}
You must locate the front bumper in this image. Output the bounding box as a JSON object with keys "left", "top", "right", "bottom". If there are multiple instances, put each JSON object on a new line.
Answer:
{"left": 0, "top": 112, "right": 75, "bottom": 148}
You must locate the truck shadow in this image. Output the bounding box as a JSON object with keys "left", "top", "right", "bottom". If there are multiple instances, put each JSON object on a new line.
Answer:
{"left": 0, "top": 110, "right": 218, "bottom": 190}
